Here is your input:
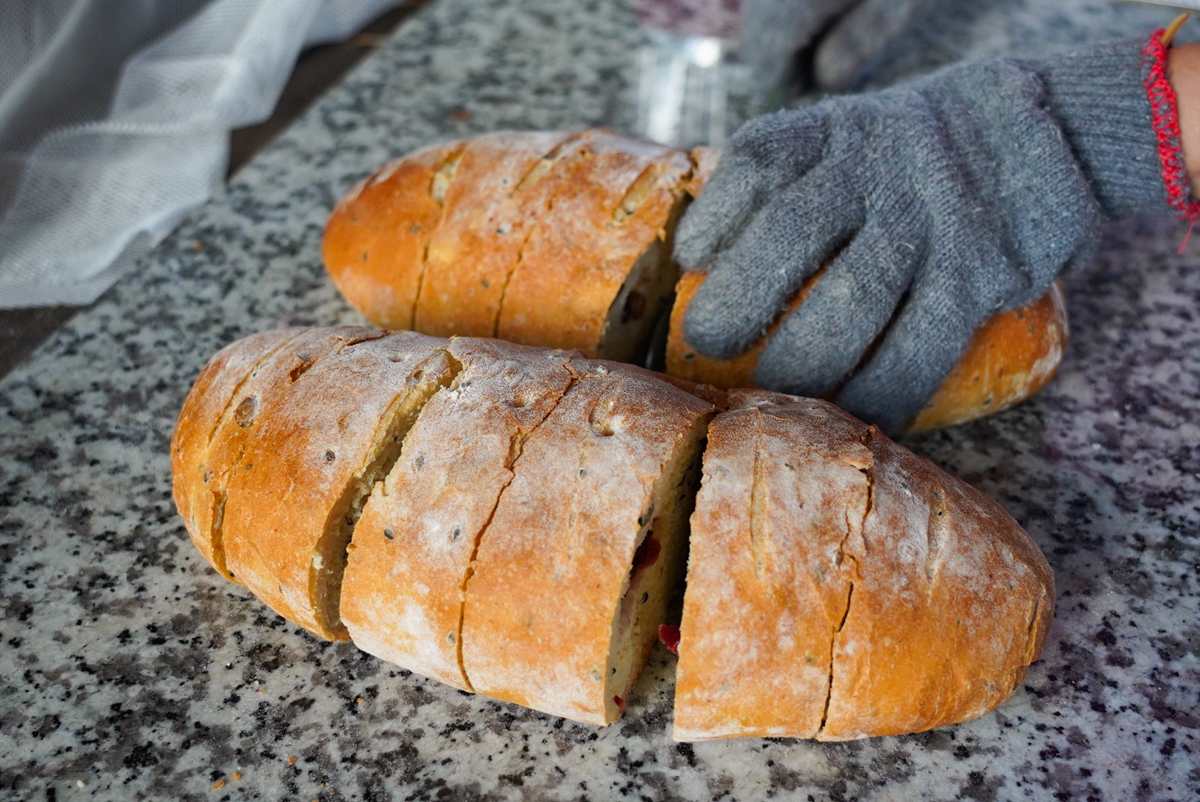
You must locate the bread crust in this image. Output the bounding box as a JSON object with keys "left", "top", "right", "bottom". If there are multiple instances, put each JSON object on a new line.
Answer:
{"left": 326, "top": 132, "right": 1066, "bottom": 431}
{"left": 822, "top": 415, "right": 1054, "bottom": 738}
{"left": 220, "top": 329, "right": 453, "bottom": 640}
{"left": 461, "top": 360, "right": 715, "bottom": 724}
{"left": 324, "top": 141, "right": 464, "bottom": 330}
{"left": 325, "top": 130, "right": 696, "bottom": 360}
{"left": 907, "top": 282, "right": 1068, "bottom": 432}
{"left": 666, "top": 272, "right": 1068, "bottom": 431}
{"left": 171, "top": 327, "right": 304, "bottom": 578}
{"left": 175, "top": 328, "right": 354, "bottom": 582}
{"left": 415, "top": 130, "right": 583, "bottom": 338}
{"left": 340, "top": 337, "right": 577, "bottom": 689}
{"left": 175, "top": 329, "right": 1053, "bottom": 735}
{"left": 673, "top": 391, "right": 1054, "bottom": 741}
{"left": 495, "top": 132, "right": 692, "bottom": 358}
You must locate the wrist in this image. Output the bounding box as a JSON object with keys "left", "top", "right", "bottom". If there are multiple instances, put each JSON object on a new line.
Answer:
{"left": 1034, "top": 37, "right": 1166, "bottom": 220}
{"left": 1168, "top": 42, "right": 1200, "bottom": 195}
{"left": 1142, "top": 28, "right": 1200, "bottom": 221}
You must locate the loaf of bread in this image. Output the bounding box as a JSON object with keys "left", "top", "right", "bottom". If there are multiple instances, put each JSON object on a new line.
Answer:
{"left": 324, "top": 130, "right": 1067, "bottom": 432}
{"left": 173, "top": 327, "right": 715, "bottom": 724}
{"left": 673, "top": 390, "right": 1054, "bottom": 740}
{"left": 325, "top": 130, "right": 694, "bottom": 364}
{"left": 173, "top": 327, "right": 1054, "bottom": 736}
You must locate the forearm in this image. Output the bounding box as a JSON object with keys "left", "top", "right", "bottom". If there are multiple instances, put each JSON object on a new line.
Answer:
{"left": 1169, "top": 41, "right": 1200, "bottom": 195}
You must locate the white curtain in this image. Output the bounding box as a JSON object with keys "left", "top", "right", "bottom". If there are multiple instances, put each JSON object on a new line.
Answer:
{"left": 0, "top": 0, "right": 403, "bottom": 308}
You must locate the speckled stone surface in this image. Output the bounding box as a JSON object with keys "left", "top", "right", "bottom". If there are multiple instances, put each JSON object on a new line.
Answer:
{"left": 2, "top": 1, "right": 1198, "bottom": 799}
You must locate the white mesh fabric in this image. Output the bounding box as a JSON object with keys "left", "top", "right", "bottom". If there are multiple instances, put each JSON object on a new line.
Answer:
{"left": 0, "top": 0, "right": 402, "bottom": 309}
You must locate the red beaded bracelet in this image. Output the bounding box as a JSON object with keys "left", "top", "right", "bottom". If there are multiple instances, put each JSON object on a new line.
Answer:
{"left": 1142, "top": 20, "right": 1200, "bottom": 224}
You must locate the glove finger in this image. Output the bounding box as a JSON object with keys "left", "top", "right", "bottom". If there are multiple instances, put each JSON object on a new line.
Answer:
{"left": 753, "top": 208, "right": 925, "bottom": 398}
{"left": 674, "top": 110, "right": 829, "bottom": 272}
{"left": 814, "top": 0, "right": 931, "bottom": 90}
{"left": 834, "top": 241, "right": 1001, "bottom": 435}
{"left": 683, "top": 166, "right": 863, "bottom": 359}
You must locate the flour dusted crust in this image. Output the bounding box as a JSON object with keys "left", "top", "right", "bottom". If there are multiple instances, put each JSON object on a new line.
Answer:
{"left": 173, "top": 328, "right": 353, "bottom": 582}
{"left": 220, "top": 330, "right": 455, "bottom": 640}
{"left": 461, "top": 360, "right": 714, "bottom": 724}
{"left": 324, "top": 141, "right": 464, "bottom": 330}
{"left": 673, "top": 393, "right": 871, "bottom": 740}
{"left": 340, "top": 338, "right": 576, "bottom": 690}
{"left": 175, "top": 328, "right": 1053, "bottom": 735}
{"left": 673, "top": 391, "right": 1054, "bottom": 741}
{"left": 171, "top": 327, "right": 303, "bottom": 579}
{"left": 415, "top": 130, "right": 582, "bottom": 338}
{"left": 325, "top": 129, "right": 698, "bottom": 360}
{"left": 667, "top": 272, "right": 1068, "bottom": 431}
{"left": 495, "top": 131, "right": 693, "bottom": 360}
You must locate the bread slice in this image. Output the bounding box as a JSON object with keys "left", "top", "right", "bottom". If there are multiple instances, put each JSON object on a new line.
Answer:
{"left": 414, "top": 130, "right": 585, "bottom": 338}
{"left": 220, "top": 330, "right": 457, "bottom": 640}
{"left": 461, "top": 361, "right": 715, "bottom": 724}
{"left": 173, "top": 328, "right": 353, "bottom": 582}
{"left": 172, "top": 327, "right": 304, "bottom": 579}
{"left": 324, "top": 141, "right": 465, "bottom": 330}
{"left": 495, "top": 132, "right": 694, "bottom": 361}
{"left": 340, "top": 338, "right": 577, "bottom": 690}
{"left": 673, "top": 390, "right": 1055, "bottom": 740}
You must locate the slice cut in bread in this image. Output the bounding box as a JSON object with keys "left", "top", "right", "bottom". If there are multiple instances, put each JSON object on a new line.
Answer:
{"left": 495, "top": 132, "right": 694, "bottom": 361}
{"left": 673, "top": 390, "right": 1054, "bottom": 741}
{"left": 172, "top": 327, "right": 304, "bottom": 578}
{"left": 340, "top": 338, "right": 576, "bottom": 690}
{"left": 414, "top": 131, "right": 585, "bottom": 338}
{"left": 460, "top": 361, "right": 715, "bottom": 724}
{"left": 220, "top": 330, "right": 456, "bottom": 640}
{"left": 174, "top": 328, "right": 352, "bottom": 582}
{"left": 324, "top": 141, "right": 465, "bottom": 330}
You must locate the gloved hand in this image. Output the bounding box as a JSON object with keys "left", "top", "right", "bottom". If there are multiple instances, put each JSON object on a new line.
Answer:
{"left": 741, "top": 0, "right": 929, "bottom": 95}
{"left": 675, "top": 37, "right": 1170, "bottom": 433}
{"left": 812, "top": 0, "right": 931, "bottom": 90}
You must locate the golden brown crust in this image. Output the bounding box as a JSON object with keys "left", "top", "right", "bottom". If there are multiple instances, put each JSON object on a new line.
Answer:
{"left": 673, "top": 392, "right": 1054, "bottom": 741}
{"left": 461, "top": 360, "right": 715, "bottom": 725}
{"left": 821, "top": 424, "right": 1054, "bottom": 739}
{"left": 415, "top": 130, "right": 584, "bottom": 338}
{"left": 326, "top": 132, "right": 1065, "bottom": 432}
{"left": 340, "top": 337, "right": 577, "bottom": 690}
{"left": 667, "top": 272, "right": 1068, "bottom": 431}
{"left": 673, "top": 395, "right": 872, "bottom": 739}
{"left": 171, "top": 327, "right": 305, "bottom": 579}
{"left": 324, "top": 129, "right": 696, "bottom": 360}
{"left": 220, "top": 330, "right": 452, "bottom": 640}
{"left": 907, "top": 282, "right": 1068, "bottom": 432}
{"left": 666, "top": 271, "right": 815, "bottom": 392}
{"left": 176, "top": 328, "right": 1053, "bottom": 736}
{"left": 496, "top": 132, "right": 692, "bottom": 357}
{"left": 175, "top": 328, "right": 354, "bottom": 583}
{"left": 323, "top": 141, "right": 464, "bottom": 330}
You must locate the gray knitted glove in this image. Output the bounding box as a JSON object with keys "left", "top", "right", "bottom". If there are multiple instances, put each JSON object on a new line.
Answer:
{"left": 675, "top": 37, "right": 1167, "bottom": 433}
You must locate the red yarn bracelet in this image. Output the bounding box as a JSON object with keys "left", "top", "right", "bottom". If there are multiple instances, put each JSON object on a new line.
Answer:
{"left": 1142, "top": 29, "right": 1200, "bottom": 223}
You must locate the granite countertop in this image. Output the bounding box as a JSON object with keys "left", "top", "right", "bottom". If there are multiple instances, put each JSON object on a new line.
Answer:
{"left": 1, "top": 0, "right": 1197, "bottom": 799}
